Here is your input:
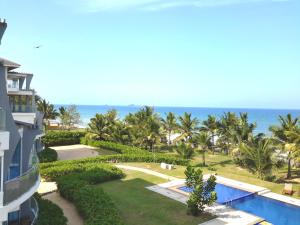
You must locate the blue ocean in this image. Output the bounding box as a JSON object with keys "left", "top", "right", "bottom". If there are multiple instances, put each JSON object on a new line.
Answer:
{"left": 55, "top": 105, "right": 300, "bottom": 134}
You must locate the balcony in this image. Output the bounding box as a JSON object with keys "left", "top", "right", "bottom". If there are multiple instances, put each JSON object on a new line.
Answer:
{"left": 10, "top": 105, "right": 37, "bottom": 125}
{"left": 3, "top": 165, "right": 39, "bottom": 205}
{"left": 0, "top": 108, "right": 9, "bottom": 151}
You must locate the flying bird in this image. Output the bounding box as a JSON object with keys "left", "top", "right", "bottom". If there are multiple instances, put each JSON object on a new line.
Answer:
{"left": 34, "top": 45, "right": 42, "bottom": 49}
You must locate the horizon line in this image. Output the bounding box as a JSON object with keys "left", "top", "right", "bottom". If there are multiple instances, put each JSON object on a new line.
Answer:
{"left": 53, "top": 103, "right": 300, "bottom": 111}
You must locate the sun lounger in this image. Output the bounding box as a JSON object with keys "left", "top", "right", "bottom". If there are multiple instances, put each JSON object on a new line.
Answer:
{"left": 282, "top": 183, "right": 293, "bottom": 195}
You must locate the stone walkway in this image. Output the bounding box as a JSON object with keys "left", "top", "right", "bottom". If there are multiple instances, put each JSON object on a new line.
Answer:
{"left": 116, "top": 164, "right": 178, "bottom": 181}
{"left": 43, "top": 192, "right": 84, "bottom": 225}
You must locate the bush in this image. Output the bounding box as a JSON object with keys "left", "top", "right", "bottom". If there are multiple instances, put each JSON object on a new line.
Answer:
{"left": 42, "top": 131, "right": 86, "bottom": 147}
{"left": 81, "top": 138, "right": 146, "bottom": 154}
{"left": 35, "top": 194, "right": 67, "bottom": 225}
{"left": 53, "top": 163, "right": 124, "bottom": 225}
{"left": 40, "top": 154, "right": 189, "bottom": 178}
{"left": 40, "top": 161, "right": 124, "bottom": 181}
{"left": 38, "top": 148, "right": 58, "bottom": 163}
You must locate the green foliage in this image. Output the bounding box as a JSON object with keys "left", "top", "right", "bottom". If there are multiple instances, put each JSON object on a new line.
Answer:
{"left": 42, "top": 131, "right": 86, "bottom": 147}
{"left": 175, "top": 143, "right": 195, "bottom": 159}
{"left": 59, "top": 105, "right": 81, "bottom": 129}
{"left": 37, "top": 99, "right": 59, "bottom": 120}
{"left": 185, "top": 166, "right": 217, "bottom": 216}
{"left": 40, "top": 161, "right": 124, "bottom": 181}
{"left": 38, "top": 148, "right": 58, "bottom": 163}
{"left": 35, "top": 194, "right": 67, "bottom": 225}
{"left": 81, "top": 138, "right": 146, "bottom": 154}
{"left": 239, "top": 137, "right": 276, "bottom": 180}
{"left": 50, "top": 163, "right": 124, "bottom": 225}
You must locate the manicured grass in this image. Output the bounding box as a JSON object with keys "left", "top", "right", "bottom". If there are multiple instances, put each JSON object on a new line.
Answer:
{"left": 98, "top": 170, "right": 215, "bottom": 225}
{"left": 95, "top": 148, "right": 119, "bottom": 155}
{"left": 119, "top": 153, "right": 300, "bottom": 199}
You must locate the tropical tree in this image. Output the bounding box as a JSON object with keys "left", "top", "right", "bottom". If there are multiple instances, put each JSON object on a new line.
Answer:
{"left": 37, "top": 99, "right": 58, "bottom": 120}
{"left": 192, "top": 131, "right": 212, "bottom": 166}
{"left": 185, "top": 166, "right": 217, "bottom": 216}
{"left": 201, "top": 115, "right": 218, "bottom": 148}
{"left": 60, "top": 105, "right": 81, "bottom": 129}
{"left": 175, "top": 142, "right": 194, "bottom": 160}
{"left": 239, "top": 137, "right": 275, "bottom": 180}
{"left": 161, "top": 112, "right": 178, "bottom": 145}
{"left": 178, "top": 112, "right": 199, "bottom": 141}
{"left": 216, "top": 112, "right": 238, "bottom": 153}
{"left": 270, "top": 114, "right": 300, "bottom": 178}
{"left": 88, "top": 110, "right": 118, "bottom": 141}
{"left": 36, "top": 99, "right": 59, "bottom": 129}
{"left": 58, "top": 106, "right": 67, "bottom": 117}
{"left": 125, "top": 106, "right": 162, "bottom": 150}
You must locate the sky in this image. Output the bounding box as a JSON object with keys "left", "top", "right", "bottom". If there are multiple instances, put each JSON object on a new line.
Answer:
{"left": 0, "top": 0, "right": 299, "bottom": 109}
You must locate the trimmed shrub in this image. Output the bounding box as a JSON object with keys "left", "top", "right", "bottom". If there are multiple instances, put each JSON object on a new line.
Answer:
{"left": 51, "top": 163, "right": 124, "bottom": 225}
{"left": 81, "top": 138, "right": 146, "bottom": 154}
{"left": 42, "top": 131, "right": 86, "bottom": 147}
{"left": 40, "top": 154, "right": 189, "bottom": 176}
{"left": 35, "top": 194, "right": 67, "bottom": 225}
{"left": 40, "top": 162, "right": 124, "bottom": 181}
{"left": 38, "top": 148, "right": 58, "bottom": 163}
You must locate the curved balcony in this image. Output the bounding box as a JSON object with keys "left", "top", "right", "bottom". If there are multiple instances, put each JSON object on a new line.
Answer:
{"left": 30, "top": 196, "right": 39, "bottom": 225}
{"left": 3, "top": 165, "right": 39, "bottom": 205}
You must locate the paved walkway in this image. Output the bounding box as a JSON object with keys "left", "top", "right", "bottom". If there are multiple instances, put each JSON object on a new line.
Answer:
{"left": 43, "top": 192, "right": 84, "bottom": 225}
{"left": 116, "top": 164, "right": 178, "bottom": 181}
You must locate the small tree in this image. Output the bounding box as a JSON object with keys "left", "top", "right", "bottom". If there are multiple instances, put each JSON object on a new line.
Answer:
{"left": 176, "top": 143, "right": 194, "bottom": 160}
{"left": 185, "top": 166, "right": 217, "bottom": 216}
{"left": 60, "top": 105, "right": 81, "bottom": 129}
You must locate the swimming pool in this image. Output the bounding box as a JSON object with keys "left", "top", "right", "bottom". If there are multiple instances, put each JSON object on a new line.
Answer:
{"left": 178, "top": 183, "right": 253, "bottom": 204}
{"left": 178, "top": 184, "right": 300, "bottom": 225}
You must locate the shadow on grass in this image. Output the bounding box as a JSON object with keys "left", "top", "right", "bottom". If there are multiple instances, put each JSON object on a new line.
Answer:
{"left": 98, "top": 177, "right": 215, "bottom": 225}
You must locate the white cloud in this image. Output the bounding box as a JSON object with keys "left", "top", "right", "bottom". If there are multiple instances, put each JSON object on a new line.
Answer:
{"left": 58, "top": 0, "right": 289, "bottom": 12}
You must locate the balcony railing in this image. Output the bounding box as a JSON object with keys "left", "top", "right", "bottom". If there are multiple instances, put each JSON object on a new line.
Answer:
{"left": 0, "top": 107, "right": 6, "bottom": 130}
{"left": 10, "top": 105, "right": 37, "bottom": 113}
{"left": 30, "top": 197, "right": 39, "bottom": 225}
{"left": 3, "top": 165, "right": 39, "bottom": 205}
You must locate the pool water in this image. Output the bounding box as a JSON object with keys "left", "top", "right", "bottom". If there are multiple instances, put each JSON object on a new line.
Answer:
{"left": 178, "top": 183, "right": 253, "bottom": 204}
{"left": 178, "top": 184, "right": 300, "bottom": 225}
{"left": 231, "top": 195, "right": 300, "bottom": 225}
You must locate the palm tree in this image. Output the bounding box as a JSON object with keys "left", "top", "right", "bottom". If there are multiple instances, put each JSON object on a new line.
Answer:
{"left": 239, "top": 137, "right": 275, "bottom": 180}
{"left": 270, "top": 114, "right": 299, "bottom": 178}
{"left": 178, "top": 112, "right": 199, "bottom": 141}
{"left": 202, "top": 115, "right": 218, "bottom": 153}
{"left": 87, "top": 110, "right": 118, "bottom": 141}
{"left": 175, "top": 142, "right": 194, "bottom": 160}
{"left": 161, "top": 112, "right": 178, "bottom": 145}
{"left": 37, "top": 99, "right": 58, "bottom": 120}
{"left": 216, "top": 112, "right": 239, "bottom": 154}
{"left": 125, "top": 106, "right": 162, "bottom": 150}
{"left": 192, "top": 131, "right": 212, "bottom": 166}
{"left": 36, "top": 99, "right": 59, "bottom": 129}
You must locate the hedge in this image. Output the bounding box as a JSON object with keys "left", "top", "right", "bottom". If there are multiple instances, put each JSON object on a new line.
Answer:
{"left": 40, "top": 154, "right": 189, "bottom": 176}
{"left": 81, "top": 138, "right": 146, "bottom": 154}
{"left": 38, "top": 148, "right": 58, "bottom": 163}
{"left": 42, "top": 131, "right": 86, "bottom": 147}
{"left": 35, "top": 194, "right": 67, "bottom": 225}
{"left": 40, "top": 162, "right": 124, "bottom": 181}
{"left": 42, "top": 163, "right": 124, "bottom": 225}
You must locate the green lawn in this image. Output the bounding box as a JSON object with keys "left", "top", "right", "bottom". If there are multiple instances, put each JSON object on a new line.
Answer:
{"left": 119, "top": 153, "right": 300, "bottom": 199}
{"left": 98, "top": 170, "right": 215, "bottom": 225}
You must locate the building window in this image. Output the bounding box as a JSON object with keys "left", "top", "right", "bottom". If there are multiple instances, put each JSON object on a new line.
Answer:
{"left": 8, "top": 141, "right": 21, "bottom": 180}
{"left": 7, "top": 210, "right": 20, "bottom": 225}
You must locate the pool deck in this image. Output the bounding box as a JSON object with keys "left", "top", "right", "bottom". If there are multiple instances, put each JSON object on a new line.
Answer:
{"left": 147, "top": 175, "right": 300, "bottom": 225}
